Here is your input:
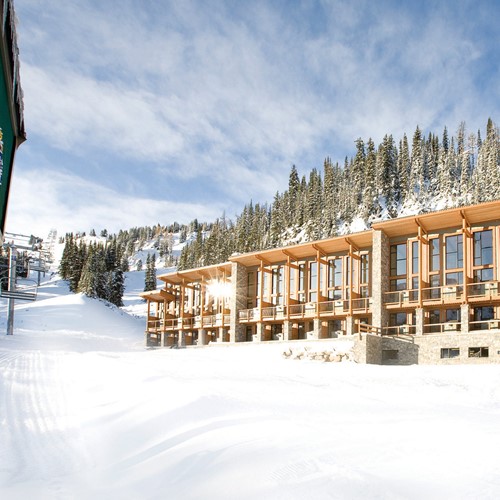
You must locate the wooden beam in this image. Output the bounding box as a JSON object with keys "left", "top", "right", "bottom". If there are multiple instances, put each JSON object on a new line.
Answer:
{"left": 256, "top": 254, "right": 272, "bottom": 266}
{"left": 345, "top": 237, "right": 359, "bottom": 253}
{"left": 415, "top": 218, "right": 429, "bottom": 244}
{"left": 461, "top": 210, "right": 473, "bottom": 238}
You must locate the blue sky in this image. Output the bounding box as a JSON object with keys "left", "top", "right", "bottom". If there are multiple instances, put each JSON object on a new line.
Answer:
{"left": 6, "top": 0, "right": 500, "bottom": 238}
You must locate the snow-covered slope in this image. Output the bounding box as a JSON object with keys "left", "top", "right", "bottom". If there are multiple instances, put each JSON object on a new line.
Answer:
{"left": 1, "top": 277, "right": 500, "bottom": 499}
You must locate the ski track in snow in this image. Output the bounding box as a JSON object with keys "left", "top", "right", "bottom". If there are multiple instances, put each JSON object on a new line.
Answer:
{"left": 0, "top": 350, "right": 87, "bottom": 499}
{"left": 2, "top": 276, "right": 500, "bottom": 499}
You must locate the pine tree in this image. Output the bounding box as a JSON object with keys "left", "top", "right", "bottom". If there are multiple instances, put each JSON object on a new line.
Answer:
{"left": 108, "top": 266, "right": 125, "bottom": 307}
{"left": 361, "top": 138, "right": 377, "bottom": 220}
{"left": 144, "top": 253, "right": 157, "bottom": 291}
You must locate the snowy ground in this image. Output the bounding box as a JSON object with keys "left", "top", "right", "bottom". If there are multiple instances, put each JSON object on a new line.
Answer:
{"left": 1, "top": 276, "right": 500, "bottom": 499}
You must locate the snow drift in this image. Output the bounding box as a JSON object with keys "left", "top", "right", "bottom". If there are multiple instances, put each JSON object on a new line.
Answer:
{"left": 1, "top": 276, "right": 500, "bottom": 499}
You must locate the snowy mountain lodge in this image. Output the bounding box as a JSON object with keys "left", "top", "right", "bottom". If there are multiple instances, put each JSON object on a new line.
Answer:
{"left": 0, "top": 0, "right": 25, "bottom": 244}
{"left": 141, "top": 200, "right": 500, "bottom": 365}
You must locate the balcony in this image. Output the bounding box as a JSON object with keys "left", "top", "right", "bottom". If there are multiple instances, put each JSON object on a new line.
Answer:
{"left": 467, "top": 281, "right": 500, "bottom": 302}
{"left": 238, "top": 297, "right": 371, "bottom": 322}
{"left": 469, "top": 319, "right": 500, "bottom": 331}
{"left": 383, "top": 324, "right": 417, "bottom": 335}
{"left": 384, "top": 289, "right": 419, "bottom": 307}
{"left": 385, "top": 281, "right": 500, "bottom": 309}
{"left": 423, "top": 321, "right": 462, "bottom": 334}
{"left": 384, "top": 285, "right": 463, "bottom": 308}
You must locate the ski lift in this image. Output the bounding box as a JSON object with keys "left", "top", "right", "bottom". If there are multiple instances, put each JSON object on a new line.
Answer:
{"left": 0, "top": 277, "right": 38, "bottom": 301}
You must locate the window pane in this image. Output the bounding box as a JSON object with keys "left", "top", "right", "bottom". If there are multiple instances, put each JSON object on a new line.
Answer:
{"left": 446, "top": 272, "right": 463, "bottom": 285}
{"left": 446, "top": 309, "right": 460, "bottom": 322}
{"left": 430, "top": 239, "right": 440, "bottom": 271}
{"left": 474, "top": 230, "right": 493, "bottom": 266}
{"left": 309, "top": 262, "right": 317, "bottom": 290}
{"left": 334, "top": 259, "right": 342, "bottom": 287}
{"left": 446, "top": 235, "right": 463, "bottom": 269}
{"left": 412, "top": 241, "right": 419, "bottom": 274}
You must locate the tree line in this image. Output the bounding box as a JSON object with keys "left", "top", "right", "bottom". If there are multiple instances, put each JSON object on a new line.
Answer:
{"left": 59, "top": 234, "right": 127, "bottom": 306}
{"left": 178, "top": 118, "right": 499, "bottom": 269}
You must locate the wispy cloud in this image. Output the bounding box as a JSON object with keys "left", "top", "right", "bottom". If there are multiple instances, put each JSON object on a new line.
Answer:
{"left": 8, "top": 0, "right": 500, "bottom": 237}
{"left": 7, "top": 169, "right": 224, "bottom": 236}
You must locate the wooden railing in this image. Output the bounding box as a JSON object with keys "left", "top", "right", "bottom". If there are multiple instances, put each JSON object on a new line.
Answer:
{"left": 383, "top": 324, "right": 417, "bottom": 335}
{"left": 385, "top": 281, "right": 500, "bottom": 307}
{"left": 466, "top": 281, "right": 500, "bottom": 299}
{"left": 147, "top": 313, "right": 230, "bottom": 331}
{"left": 239, "top": 298, "right": 371, "bottom": 322}
{"left": 423, "top": 321, "right": 461, "bottom": 335}
{"left": 469, "top": 319, "right": 500, "bottom": 331}
{"left": 385, "top": 285, "right": 463, "bottom": 306}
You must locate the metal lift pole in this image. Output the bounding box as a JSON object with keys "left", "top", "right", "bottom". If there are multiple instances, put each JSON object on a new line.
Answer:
{"left": 6, "top": 245, "right": 16, "bottom": 335}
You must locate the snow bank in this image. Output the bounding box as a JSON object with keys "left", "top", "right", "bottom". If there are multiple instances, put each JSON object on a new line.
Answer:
{"left": 1, "top": 278, "right": 500, "bottom": 499}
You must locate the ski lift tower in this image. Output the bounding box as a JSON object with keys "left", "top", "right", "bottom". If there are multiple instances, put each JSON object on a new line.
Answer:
{"left": 0, "top": 0, "right": 26, "bottom": 246}
{"left": 1, "top": 233, "right": 39, "bottom": 335}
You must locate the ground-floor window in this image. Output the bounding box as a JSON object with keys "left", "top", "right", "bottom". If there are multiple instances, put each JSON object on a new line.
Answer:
{"left": 468, "top": 347, "right": 489, "bottom": 358}
{"left": 441, "top": 347, "right": 460, "bottom": 359}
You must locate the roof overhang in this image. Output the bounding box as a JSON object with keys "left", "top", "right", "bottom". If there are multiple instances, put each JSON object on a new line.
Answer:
{"left": 371, "top": 200, "right": 500, "bottom": 238}
{"left": 158, "top": 262, "right": 233, "bottom": 286}
{"left": 230, "top": 231, "right": 373, "bottom": 267}
{"left": 139, "top": 289, "right": 176, "bottom": 302}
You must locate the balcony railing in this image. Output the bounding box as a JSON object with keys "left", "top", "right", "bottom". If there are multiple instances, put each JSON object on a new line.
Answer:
{"left": 385, "top": 285, "right": 464, "bottom": 306}
{"left": 238, "top": 297, "right": 371, "bottom": 322}
{"left": 385, "top": 281, "right": 500, "bottom": 308}
{"left": 469, "top": 319, "right": 500, "bottom": 331}
{"left": 383, "top": 324, "right": 417, "bottom": 335}
{"left": 384, "top": 289, "right": 419, "bottom": 306}
{"left": 423, "top": 321, "right": 462, "bottom": 334}
{"left": 467, "top": 281, "right": 500, "bottom": 300}
{"left": 147, "top": 314, "right": 230, "bottom": 331}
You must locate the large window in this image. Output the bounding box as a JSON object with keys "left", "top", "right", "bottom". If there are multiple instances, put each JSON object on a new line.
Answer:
{"left": 445, "top": 234, "right": 463, "bottom": 270}
{"left": 390, "top": 243, "right": 407, "bottom": 292}
{"left": 361, "top": 254, "right": 370, "bottom": 284}
{"left": 247, "top": 271, "right": 257, "bottom": 308}
{"left": 271, "top": 266, "right": 284, "bottom": 305}
{"left": 472, "top": 306, "right": 494, "bottom": 330}
{"left": 391, "top": 243, "right": 407, "bottom": 276}
{"left": 473, "top": 230, "right": 494, "bottom": 286}
{"left": 411, "top": 241, "right": 419, "bottom": 274}
{"left": 430, "top": 238, "right": 440, "bottom": 272}
{"left": 474, "top": 268, "right": 494, "bottom": 282}
{"left": 298, "top": 264, "right": 305, "bottom": 303}
{"left": 474, "top": 230, "right": 493, "bottom": 266}
{"left": 360, "top": 254, "right": 370, "bottom": 298}
{"left": 309, "top": 261, "right": 318, "bottom": 302}
{"left": 327, "top": 258, "right": 343, "bottom": 300}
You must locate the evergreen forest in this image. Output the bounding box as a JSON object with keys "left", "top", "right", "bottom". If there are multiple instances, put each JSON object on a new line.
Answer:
{"left": 178, "top": 119, "right": 499, "bottom": 269}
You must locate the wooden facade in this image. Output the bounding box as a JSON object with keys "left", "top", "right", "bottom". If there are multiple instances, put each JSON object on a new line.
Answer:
{"left": 141, "top": 200, "right": 500, "bottom": 364}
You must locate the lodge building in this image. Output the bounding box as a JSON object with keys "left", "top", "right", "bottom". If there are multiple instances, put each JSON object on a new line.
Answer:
{"left": 141, "top": 200, "right": 500, "bottom": 364}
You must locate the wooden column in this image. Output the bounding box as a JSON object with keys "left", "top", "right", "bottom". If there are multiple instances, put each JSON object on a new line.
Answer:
{"left": 461, "top": 211, "right": 472, "bottom": 302}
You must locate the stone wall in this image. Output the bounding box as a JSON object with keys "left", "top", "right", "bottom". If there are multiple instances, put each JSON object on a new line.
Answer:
{"left": 371, "top": 230, "right": 389, "bottom": 330}
{"left": 358, "top": 332, "right": 500, "bottom": 365}
{"left": 230, "top": 262, "right": 248, "bottom": 342}
{"left": 413, "top": 332, "right": 500, "bottom": 364}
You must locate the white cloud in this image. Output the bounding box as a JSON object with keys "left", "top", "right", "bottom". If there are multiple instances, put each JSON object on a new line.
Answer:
{"left": 6, "top": 169, "right": 223, "bottom": 238}
{"left": 10, "top": 0, "right": 499, "bottom": 236}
